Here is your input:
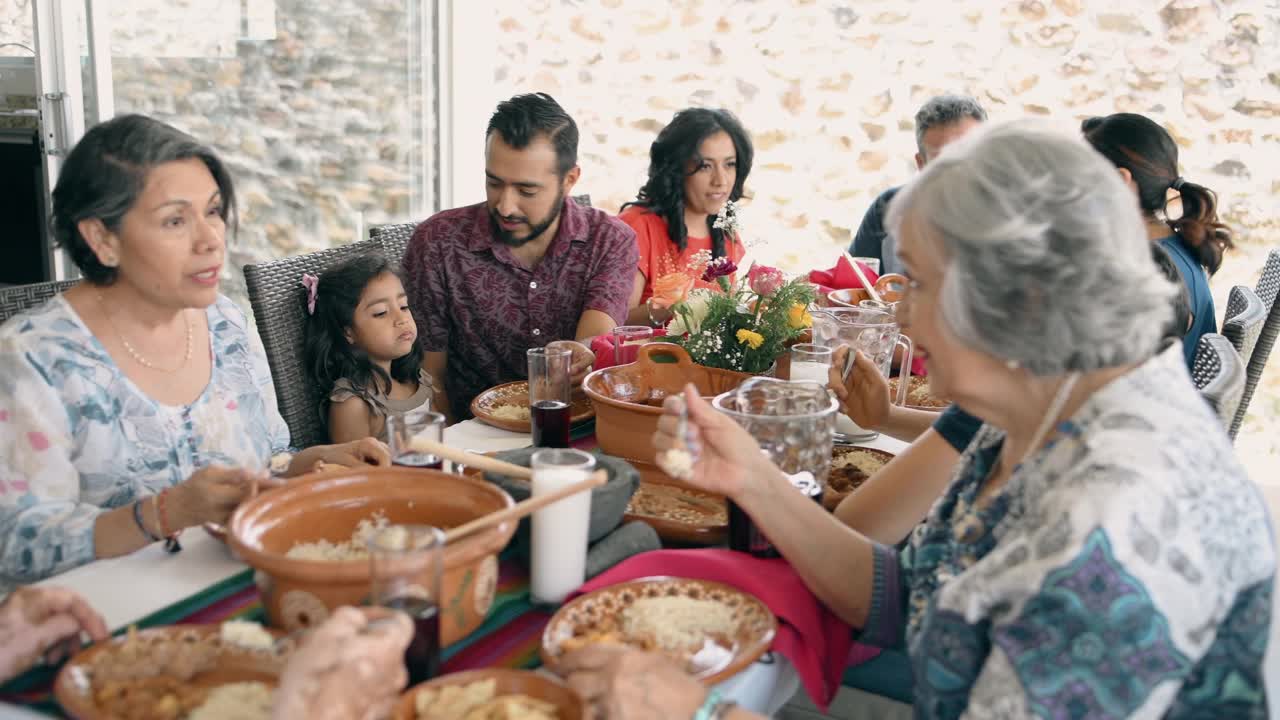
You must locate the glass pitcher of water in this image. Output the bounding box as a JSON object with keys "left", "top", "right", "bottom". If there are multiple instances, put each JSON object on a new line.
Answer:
{"left": 810, "top": 306, "right": 914, "bottom": 440}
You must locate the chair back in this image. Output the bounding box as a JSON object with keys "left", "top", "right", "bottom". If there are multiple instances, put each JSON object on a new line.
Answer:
{"left": 1234, "top": 288, "right": 1280, "bottom": 439}
{"left": 0, "top": 279, "right": 80, "bottom": 325}
{"left": 572, "top": 194, "right": 592, "bottom": 208}
{"left": 1256, "top": 248, "right": 1280, "bottom": 310}
{"left": 370, "top": 222, "right": 419, "bottom": 266}
{"left": 242, "top": 240, "right": 383, "bottom": 449}
{"left": 1190, "top": 333, "right": 1246, "bottom": 433}
{"left": 1220, "top": 285, "right": 1267, "bottom": 439}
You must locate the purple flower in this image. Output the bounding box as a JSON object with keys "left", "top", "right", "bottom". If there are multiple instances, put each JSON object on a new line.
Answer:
{"left": 701, "top": 256, "right": 738, "bottom": 283}
{"left": 301, "top": 273, "right": 319, "bottom": 315}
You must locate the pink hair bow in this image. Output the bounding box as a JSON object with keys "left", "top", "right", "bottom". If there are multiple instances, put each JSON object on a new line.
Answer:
{"left": 301, "top": 273, "right": 319, "bottom": 315}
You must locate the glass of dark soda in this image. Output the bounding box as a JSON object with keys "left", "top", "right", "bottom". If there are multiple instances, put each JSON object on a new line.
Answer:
{"left": 387, "top": 409, "right": 446, "bottom": 469}
{"left": 527, "top": 345, "right": 573, "bottom": 448}
{"left": 368, "top": 524, "right": 444, "bottom": 687}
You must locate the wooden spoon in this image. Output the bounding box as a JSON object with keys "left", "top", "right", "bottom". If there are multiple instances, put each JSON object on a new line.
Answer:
{"left": 443, "top": 470, "right": 607, "bottom": 544}
{"left": 407, "top": 437, "right": 533, "bottom": 480}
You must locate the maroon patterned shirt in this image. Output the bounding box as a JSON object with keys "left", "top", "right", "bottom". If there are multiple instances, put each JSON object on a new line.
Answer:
{"left": 403, "top": 199, "right": 638, "bottom": 417}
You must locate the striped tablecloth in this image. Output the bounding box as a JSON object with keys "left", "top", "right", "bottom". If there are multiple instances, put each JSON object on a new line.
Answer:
{"left": 0, "top": 558, "right": 550, "bottom": 716}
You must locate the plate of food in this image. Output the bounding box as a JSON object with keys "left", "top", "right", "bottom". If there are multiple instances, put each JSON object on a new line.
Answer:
{"left": 54, "top": 621, "right": 291, "bottom": 720}
{"left": 622, "top": 462, "right": 727, "bottom": 546}
{"left": 823, "top": 446, "right": 897, "bottom": 511}
{"left": 470, "top": 381, "right": 595, "bottom": 433}
{"left": 541, "top": 577, "right": 776, "bottom": 686}
{"left": 887, "top": 375, "right": 947, "bottom": 411}
{"left": 394, "top": 668, "right": 585, "bottom": 720}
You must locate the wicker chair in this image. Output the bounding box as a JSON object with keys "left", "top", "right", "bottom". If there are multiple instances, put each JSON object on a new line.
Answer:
{"left": 1190, "top": 333, "right": 1246, "bottom": 433}
{"left": 370, "top": 223, "right": 418, "bottom": 266}
{"left": 0, "top": 279, "right": 80, "bottom": 325}
{"left": 243, "top": 240, "right": 383, "bottom": 449}
{"left": 1256, "top": 248, "right": 1280, "bottom": 310}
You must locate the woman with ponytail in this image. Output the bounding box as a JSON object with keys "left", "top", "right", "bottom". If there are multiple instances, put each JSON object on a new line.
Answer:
{"left": 1083, "top": 113, "right": 1234, "bottom": 366}
{"left": 619, "top": 108, "right": 754, "bottom": 326}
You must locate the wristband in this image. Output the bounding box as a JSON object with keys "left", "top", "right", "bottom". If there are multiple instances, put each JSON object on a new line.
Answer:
{"left": 131, "top": 499, "right": 161, "bottom": 542}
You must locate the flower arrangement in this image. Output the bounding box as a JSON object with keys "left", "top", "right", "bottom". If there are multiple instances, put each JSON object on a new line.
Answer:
{"left": 655, "top": 251, "right": 816, "bottom": 374}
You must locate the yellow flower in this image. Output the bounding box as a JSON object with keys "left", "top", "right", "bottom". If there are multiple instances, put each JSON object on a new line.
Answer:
{"left": 736, "top": 329, "right": 765, "bottom": 350}
{"left": 787, "top": 304, "right": 813, "bottom": 329}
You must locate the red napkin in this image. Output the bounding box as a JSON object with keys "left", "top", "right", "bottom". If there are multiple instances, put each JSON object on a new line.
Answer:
{"left": 808, "top": 255, "right": 880, "bottom": 296}
{"left": 568, "top": 549, "right": 878, "bottom": 711}
{"left": 591, "top": 330, "right": 668, "bottom": 370}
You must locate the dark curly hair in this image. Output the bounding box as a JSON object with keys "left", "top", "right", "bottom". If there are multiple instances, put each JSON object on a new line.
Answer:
{"left": 621, "top": 108, "right": 754, "bottom": 257}
{"left": 1083, "top": 113, "right": 1233, "bottom": 276}
{"left": 52, "top": 114, "right": 237, "bottom": 285}
{"left": 486, "top": 92, "right": 578, "bottom": 177}
{"left": 303, "top": 252, "right": 424, "bottom": 424}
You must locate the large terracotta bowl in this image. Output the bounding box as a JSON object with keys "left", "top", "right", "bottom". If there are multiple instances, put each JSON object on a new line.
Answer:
{"left": 393, "top": 668, "right": 586, "bottom": 720}
{"left": 828, "top": 273, "right": 910, "bottom": 308}
{"left": 227, "top": 467, "right": 515, "bottom": 647}
{"left": 583, "top": 343, "right": 752, "bottom": 465}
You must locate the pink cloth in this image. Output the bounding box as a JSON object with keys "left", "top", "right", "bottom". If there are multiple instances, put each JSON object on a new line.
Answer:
{"left": 590, "top": 330, "right": 668, "bottom": 370}
{"left": 569, "top": 549, "right": 878, "bottom": 711}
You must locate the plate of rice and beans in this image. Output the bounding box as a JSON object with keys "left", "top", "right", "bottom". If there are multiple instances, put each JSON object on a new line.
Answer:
{"left": 541, "top": 577, "right": 776, "bottom": 686}
{"left": 394, "top": 669, "right": 585, "bottom": 720}
{"left": 823, "top": 447, "right": 897, "bottom": 511}
{"left": 622, "top": 462, "right": 728, "bottom": 546}
{"left": 54, "top": 621, "right": 289, "bottom": 720}
{"left": 471, "top": 381, "right": 595, "bottom": 433}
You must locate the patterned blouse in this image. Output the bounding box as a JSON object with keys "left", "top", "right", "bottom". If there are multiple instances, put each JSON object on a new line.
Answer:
{"left": 0, "top": 295, "right": 290, "bottom": 596}
{"left": 859, "top": 345, "right": 1274, "bottom": 718}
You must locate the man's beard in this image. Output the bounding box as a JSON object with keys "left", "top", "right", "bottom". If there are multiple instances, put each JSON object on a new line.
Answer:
{"left": 489, "top": 190, "right": 565, "bottom": 248}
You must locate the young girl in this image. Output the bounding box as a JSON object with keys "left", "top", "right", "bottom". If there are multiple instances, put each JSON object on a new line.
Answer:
{"left": 303, "top": 253, "right": 434, "bottom": 444}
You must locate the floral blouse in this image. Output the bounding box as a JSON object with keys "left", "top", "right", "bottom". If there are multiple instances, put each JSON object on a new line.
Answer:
{"left": 859, "top": 345, "right": 1275, "bottom": 718}
{"left": 0, "top": 295, "right": 290, "bottom": 596}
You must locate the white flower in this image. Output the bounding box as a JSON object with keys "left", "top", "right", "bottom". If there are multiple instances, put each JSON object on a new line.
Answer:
{"left": 712, "top": 199, "right": 742, "bottom": 236}
{"left": 667, "top": 290, "right": 713, "bottom": 335}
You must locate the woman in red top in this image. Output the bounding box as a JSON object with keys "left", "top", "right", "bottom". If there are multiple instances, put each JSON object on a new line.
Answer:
{"left": 620, "top": 108, "right": 754, "bottom": 326}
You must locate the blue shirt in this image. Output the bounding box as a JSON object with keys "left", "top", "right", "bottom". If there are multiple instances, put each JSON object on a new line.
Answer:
{"left": 1159, "top": 235, "right": 1216, "bottom": 367}
{"left": 849, "top": 187, "right": 903, "bottom": 275}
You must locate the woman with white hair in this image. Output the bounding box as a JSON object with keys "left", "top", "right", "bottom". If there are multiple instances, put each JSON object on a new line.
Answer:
{"left": 556, "top": 121, "right": 1274, "bottom": 719}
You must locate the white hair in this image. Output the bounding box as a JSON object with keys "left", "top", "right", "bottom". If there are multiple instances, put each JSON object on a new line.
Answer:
{"left": 885, "top": 120, "right": 1179, "bottom": 376}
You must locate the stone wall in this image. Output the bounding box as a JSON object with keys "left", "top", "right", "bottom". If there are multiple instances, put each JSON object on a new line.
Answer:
{"left": 494, "top": 0, "right": 1278, "bottom": 270}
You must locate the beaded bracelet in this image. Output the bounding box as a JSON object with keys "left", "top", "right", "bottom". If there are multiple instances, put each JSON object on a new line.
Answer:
{"left": 131, "top": 499, "right": 161, "bottom": 542}
{"left": 692, "top": 689, "right": 736, "bottom": 720}
{"left": 154, "top": 490, "right": 183, "bottom": 554}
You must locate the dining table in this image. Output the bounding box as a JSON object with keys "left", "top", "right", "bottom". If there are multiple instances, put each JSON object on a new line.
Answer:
{"left": 0, "top": 418, "right": 907, "bottom": 717}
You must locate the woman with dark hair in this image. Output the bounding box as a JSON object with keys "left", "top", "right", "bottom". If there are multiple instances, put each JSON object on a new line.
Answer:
{"left": 1083, "top": 112, "right": 1233, "bottom": 366}
{"left": 303, "top": 252, "right": 433, "bottom": 443}
{"left": 0, "top": 114, "right": 388, "bottom": 595}
{"left": 619, "top": 108, "right": 754, "bottom": 326}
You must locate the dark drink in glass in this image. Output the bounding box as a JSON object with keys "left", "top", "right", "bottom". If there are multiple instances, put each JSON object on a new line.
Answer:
{"left": 531, "top": 399, "right": 571, "bottom": 448}
{"left": 383, "top": 595, "right": 440, "bottom": 685}
{"left": 728, "top": 473, "right": 823, "bottom": 558}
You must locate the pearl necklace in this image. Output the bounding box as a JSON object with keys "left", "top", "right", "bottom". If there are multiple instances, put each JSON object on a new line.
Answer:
{"left": 97, "top": 293, "right": 194, "bottom": 373}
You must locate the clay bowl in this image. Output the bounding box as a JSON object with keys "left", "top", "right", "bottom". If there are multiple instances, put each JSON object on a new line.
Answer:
{"left": 227, "top": 467, "right": 515, "bottom": 646}
{"left": 828, "top": 273, "right": 909, "bottom": 308}
{"left": 393, "top": 668, "right": 586, "bottom": 720}
{"left": 583, "top": 343, "right": 753, "bottom": 465}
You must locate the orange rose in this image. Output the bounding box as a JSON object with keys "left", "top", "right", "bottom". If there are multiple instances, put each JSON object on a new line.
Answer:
{"left": 650, "top": 272, "right": 695, "bottom": 309}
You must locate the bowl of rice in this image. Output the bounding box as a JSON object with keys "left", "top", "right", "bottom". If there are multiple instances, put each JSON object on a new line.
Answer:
{"left": 227, "top": 467, "right": 515, "bottom": 646}
{"left": 393, "top": 669, "right": 585, "bottom": 720}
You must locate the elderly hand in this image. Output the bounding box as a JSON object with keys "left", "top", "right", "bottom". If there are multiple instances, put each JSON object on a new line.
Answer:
{"left": 320, "top": 438, "right": 392, "bottom": 468}
{"left": 171, "top": 465, "right": 266, "bottom": 529}
{"left": 0, "top": 586, "right": 109, "bottom": 683}
{"left": 273, "top": 606, "right": 412, "bottom": 720}
{"left": 559, "top": 645, "right": 706, "bottom": 720}
{"left": 549, "top": 340, "right": 596, "bottom": 385}
{"left": 829, "top": 346, "right": 891, "bottom": 431}
{"left": 652, "top": 386, "right": 770, "bottom": 500}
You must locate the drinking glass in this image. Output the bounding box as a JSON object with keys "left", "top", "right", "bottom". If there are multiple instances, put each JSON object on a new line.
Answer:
{"left": 789, "top": 343, "right": 834, "bottom": 385}
{"left": 527, "top": 346, "right": 572, "bottom": 448}
{"left": 611, "top": 325, "right": 654, "bottom": 366}
{"left": 368, "top": 524, "right": 444, "bottom": 686}
{"left": 529, "top": 449, "right": 596, "bottom": 604}
{"left": 386, "top": 409, "right": 445, "bottom": 469}
{"left": 850, "top": 256, "right": 881, "bottom": 275}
